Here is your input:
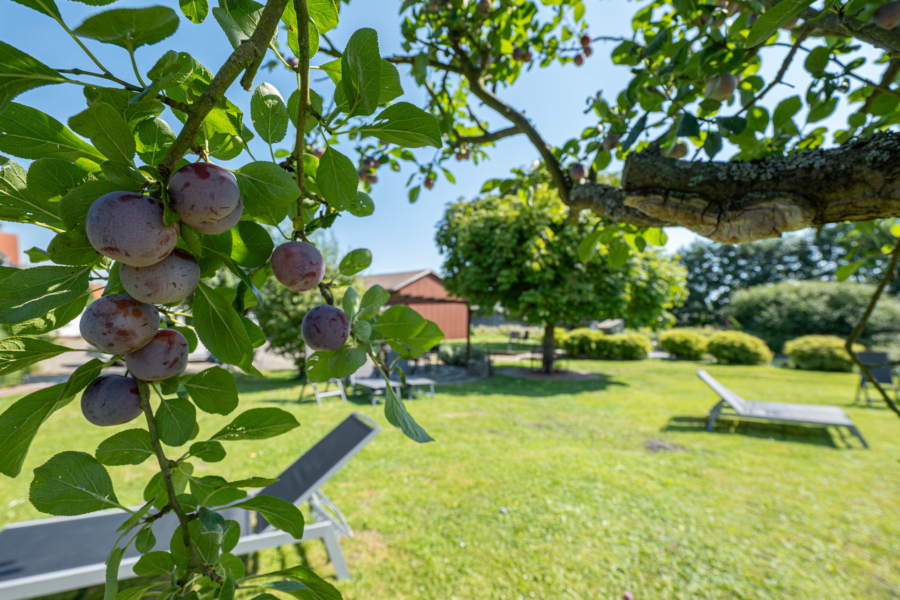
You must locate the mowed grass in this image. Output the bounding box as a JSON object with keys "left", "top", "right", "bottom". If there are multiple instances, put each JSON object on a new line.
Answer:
{"left": 2, "top": 360, "right": 900, "bottom": 599}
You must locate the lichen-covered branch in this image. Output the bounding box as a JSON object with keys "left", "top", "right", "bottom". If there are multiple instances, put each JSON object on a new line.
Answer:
{"left": 458, "top": 126, "right": 521, "bottom": 144}
{"left": 157, "top": 0, "right": 291, "bottom": 180}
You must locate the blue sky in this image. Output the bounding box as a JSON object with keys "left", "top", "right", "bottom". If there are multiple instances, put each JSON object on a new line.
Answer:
{"left": 0, "top": 0, "right": 881, "bottom": 274}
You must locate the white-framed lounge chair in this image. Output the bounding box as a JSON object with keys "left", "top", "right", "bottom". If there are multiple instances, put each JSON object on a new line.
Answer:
{"left": 310, "top": 378, "right": 348, "bottom": 406}
{"left": 0, "top": 413, "right": 380, "bottom": 600}
{"left": 697, "top": 369, "right": 868, "bottom": 448}
{"left": 854, "top": 351, "right": 899, "bottom": 407}
{"left": 349, "top": 358, "right": 401, "bottom": 405}
{"left": 403, "top": 376, "right": 436, "bottom": 400}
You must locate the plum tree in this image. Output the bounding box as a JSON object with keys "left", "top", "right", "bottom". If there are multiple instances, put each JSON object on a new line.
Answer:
{"left": 120, "top": 249, "right": 201, "bottom": 305}
{"left": 301, "top": 305, "right": 351, "bottom": 351}
{"left": 86, "top": 192, "right": 179, "bottom": 267}
{"left": 705, "top": 73, "right": 737, "bottom": 102}
{"left": 81, "top": 375, "right": 143, "bottom": 426}
{"left": 570, "top": 163, "right": 586, "bottom": 181}
{"left": 183, "top": 197, "right": 243, "bottom": 235}
{"left": 80, "top": 294, "right": 160, "bottom": 355}
{"left": 271, "top": 241, "right": 325, "bottom": 291}
{"left": 124, "top": 329, "right": 190, "bottom": 381}
{"left": 873, "top": 1, "right": 900, "bottom": 28}
{"left": 168, "top": 162, "right": 242, "bottom": 230}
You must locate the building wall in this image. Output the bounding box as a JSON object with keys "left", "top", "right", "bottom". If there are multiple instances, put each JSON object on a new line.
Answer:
{"left": 403, "top": 274, "right": 453, "bottom": 300}
{"left": 408, "top": 302, "right": 468, "bottom": 340}
{"left": 0, "top": 232, "right": 19, "bottom": 267}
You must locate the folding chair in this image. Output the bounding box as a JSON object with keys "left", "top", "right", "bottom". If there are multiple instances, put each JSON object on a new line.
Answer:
{"left": 0, "top": 413, "right": 380, "bottom": 600}
{"left": 310, "top": 379, "right": 348, "bottom": 406}
{"left": 854, "top": 351, "right": 899, "bottom": 407}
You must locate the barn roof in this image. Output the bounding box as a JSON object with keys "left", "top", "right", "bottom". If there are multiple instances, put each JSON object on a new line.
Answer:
{"left": 360, "top": 269, "right": 440, "bottom": 292}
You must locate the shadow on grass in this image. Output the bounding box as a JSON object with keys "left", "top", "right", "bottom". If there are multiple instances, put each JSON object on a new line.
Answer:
{"left": 436, "top": 373, "right": 627, "bottom": 398}
{"left": 663, "top": 416, "right": 847, "bottom": 448}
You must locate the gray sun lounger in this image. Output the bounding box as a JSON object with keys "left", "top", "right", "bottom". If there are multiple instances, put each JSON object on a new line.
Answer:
{"left": 0, "top": 412, "right": 380, "bottom": 600}
{"left": 697, "top": 369, "right": 868, "bottom": 448}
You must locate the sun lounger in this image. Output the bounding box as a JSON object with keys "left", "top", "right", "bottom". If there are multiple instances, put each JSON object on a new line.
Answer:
{"left": 349, "top": 359, "right": 401, "bottom": 405}
{"left": 697, "top": 369, "right": 868, "bottom": 448}
{"left": 0, "top": 412, "right": 380, "bottom": 600}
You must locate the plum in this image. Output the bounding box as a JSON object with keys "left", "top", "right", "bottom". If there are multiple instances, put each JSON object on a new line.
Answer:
{"left": 86, "top": 192, "right": 179, "bottom": 267}
{"left": 80, "top": 294, "right": 160, "bottom": 355}
{"left": 286, "top": 56, "right": 299, "bottom": 67}
{"left": 584, "top": 46, "right": 593, "bottom": 57}
{"left": 271, "top": 241, "right": 325, "bottom": 292}
{"left": 358, "top": 170, "right": 368, "bottom": 182}
{"left": 183, "top": 197, "right": 243, "bottom": 235}
{"left": 367, "top": 173, "right": 378, "bottom": 184}
{"left": 302, "top": 305, "right": 350, "bottom": 352}
{"left": 125, "top": 329, "right": 189, "bottom": 381}
{"left": 362, "top": 157, "right": 379, "bottom": 170}
{"left": 523, "top": 50, "right": 533, "bottom": 62}
{"left": 573, "top": 53, "right": 585, "bottom": 66}
{"left": 168, "top": 162, "right": 241, "bottom": 231}
{"left": 705, "top": 73, "right": 737, "bottom": 102}
{"left": 667, "top": 142, "right": 689, "bottom": 159}
{"left": 512, "top": 47, "right": 524, "bottom": 61}
{"left": 477, "top": 0, "right": 491, "bottom": 16}
{"left": 580, "top": 34, "right": 592, "bottom": 47}
{"left": 424, "top": 177, "right": 435, "bottom": 190}
{"left": 81, "top": 375, "right": 143, "bottom": 426}
{"left": 603, "top": 133, "right": 620, "bottom": 152}
{"left": 570, "top": 163, "right": 586, "bottom": 181}
{"left": 120, "top": 249, "right": 200, "bottom": 305}
{"left": 873, "top": 1, "right": 900, "bottom": 28}
{"left": 313, "top": 147, "right": 325, "bottom": 158}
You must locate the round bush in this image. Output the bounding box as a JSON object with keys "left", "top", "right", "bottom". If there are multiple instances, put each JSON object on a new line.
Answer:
{"left": 784, "top": 335, "right": 864, "bottom": 372}
{"left": 560, "top": 327, "right": 598, "bottom": 355}
{"left": 659, "top": 329, "right": 708, "bottom": 359}
{"left": 707, "top": 331, "right": 772, "bottom": 365}
{"left": 593, "top": 333, "right": 652, "bottom": 360}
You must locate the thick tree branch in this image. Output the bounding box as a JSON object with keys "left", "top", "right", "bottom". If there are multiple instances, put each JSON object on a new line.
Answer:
{"left": 457, "top": 126, "right": 521, "bottom": 144}
{"left": 157, "top": 0, "right": 290, "bottom": 180}
{"left": 385, "top": 54, "right": 465, "bottom": 75}
{"left": 573, "top": 132, "right": 900, "bottom": 242}
{"left": 760, "top": 0, "right": 900, "bottom": 53}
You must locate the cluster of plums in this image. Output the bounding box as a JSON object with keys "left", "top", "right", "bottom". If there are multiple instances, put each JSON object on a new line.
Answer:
{"left": 358, "top": 157, "right": 379, "bottom": 184}
{"left": 573, "top": 34, "right": 593, "bottom": 67}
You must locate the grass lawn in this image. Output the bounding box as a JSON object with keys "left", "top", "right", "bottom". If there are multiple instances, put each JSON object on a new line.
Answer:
{"left": 2, "top": 360, "right": 900, "bottom": 599}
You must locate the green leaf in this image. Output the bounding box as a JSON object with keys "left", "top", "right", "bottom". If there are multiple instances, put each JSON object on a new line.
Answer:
{"left": 233, "top": 495, "right": 305, "bottom": 538}
{"left": 358, "top": 284, "right": 389, "bottom": 320}
{"left": 620, "top": 114, "right": 647, "bottom": 152}
{"left": 677, "top": 113, "right": 700, "bottom": 138}
{"left": 388, "top": 320, "right": 444, "bottom": 359}
{"left": 372, "top": 305, "right": 427, "bottom": 341}
{"left": 251, "top": 82, "right": 289, "bottom": 144}
{"left": 26, "top": 158, "right": 94, "bottom": 203}
{"left": 100, "top": 162, "right": 144, "bottom": 191}
{"left": 30, "top": 451, "right": 119, "bottom": 515}
{"left": 836, "top": 258, "right": 868, "bottom": 281}
{"left": 0, "top": 42, "right": 69, "bottom": 114}
{"left": 0, "top": 157, "right": 62, "bottom": 224}
{"left": 287, "top": 88, "right": 324, "bottom": 131}
{"left": 193, "top": 282, "right": 253, "bottom": 366}
{"left": 804, "top": 46, "right": 830, "bottom": 74}
{"left": 83, "top": 87, "right": 164, "bottom": 128}
{"left": 328, "top": 345, "right": 366, "bottom": 378}
{"left": 282, "top": 3, "right": 320, "bottom": 59}
{"left": 717, "top": 116, "right": 747, "bottom": 135}
{"left": 378, "top": 60, "right": 403, "bottom": 104}
{"left": 211, "top": 0, "right": 266, "bottom": 50}
{"left": 243, "top": 317, "right": 266, "bottom": 349}
{"left": 0, "top": 336, "right": 75, "bottom": 377}
{"left": 48, "top": 229, "right": 99, "bottom": 266}
{"left": 235, "top": 162, "right": 300, "bottom": 225}
{"left": 135, "top": 528, "right": 156, "bottom": 554}
{"left": 703, "top": 131, "right": 723, "bottom": 159}
{"left": 135, "top": 118, "right": 175, "bottom": 167}
{"left": 156, "top": 397, "right": 197, "bottom": 447}
{"left": 359, "top": 102, "right": 442, "bottom": 148}
{"left": 180, "top": 0, "right": 209, "bottom": 23}
{"left": 772, "top": 95, "right": 802, "bottom": 128}
{"left": 73, "top": 6, "right": 180, "bottom": 50}
{"left": 182, "top": 366, "right": 239, "bottom": 415}
{"left": 170, "top": 519, "right": 221, "bottom": 567}
{"left": 305, "top": 350, "right": 334, "bottom": 383}
{"left": 189, "top": 440, "right": 226, "bottom": 462}
{"left": 341, "top": 28, "right": 382, "bottom": 116}
{"left": 608, "top": 242, "right": 631, "bottom": 268}
{"left": 0, "top": 103, "right": 104, "bottom": 163}
{"left": 254, "top": 566, "right": 341, "bottom": 600}
{"left": 96, "top": 429, "right": 154, "bottom": 466}
{"left": 69, "top": 103, "right": 135, "bottom": 165}
{"left": 384, "top": 384, "right": 433, "bottom": 443}
{"left": 59, "top": 181, "right": 121, "bottom": 230}
{"left": 744, "top": 0, "right": 814, "bottom": 48}
{"left": 210, "top": 407, "right": 299, "bottom": 442}
{"left": 10, "top": 0, "right": 61, "bottom": 19}
{"left": 104, "top": 547, "right": 125, "bottom": 600}
{"left": 346, "top": 190, "right": 374, "bottom": 217}
{"left": 231, "top": 221, "right": 274, "bottom": 269}
{"left": 132, "top": 551, "right": 174, "bottom": 577}
{"left": 317, "top": 147, "right": 358, "bottom": 210}
{"left": 171, "top": 325, "right": 198, "bottom": 353}
{"left": 307, "top": 0, "right": 338, "bottom": 32}
{"left": 8, "top": 291, "right": 88, "bottom": 336}
{"left": 0, "top": 383, "right": 74, "bottom": 477}
{"left": 339, "top": 248, "right": 372, "bottom": 276}
{"left": 0, "top": 265, "right": 90, "bottom": 324}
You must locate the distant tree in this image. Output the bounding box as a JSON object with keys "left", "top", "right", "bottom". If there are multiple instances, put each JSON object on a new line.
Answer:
{"left": 674, "top": 222, "right": 900, "bottom": 326}
{"left": 436, "top": 183, "right": 686, "bottom": 373}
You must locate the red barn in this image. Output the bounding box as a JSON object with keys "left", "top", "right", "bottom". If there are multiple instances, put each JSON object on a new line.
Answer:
{"left": 361, "top": 270, "right": 469, "bottom": 340}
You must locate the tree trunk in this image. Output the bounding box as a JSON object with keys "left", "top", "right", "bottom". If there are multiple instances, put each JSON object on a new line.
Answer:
{"left": 542, "top": 322, "right": 556, "bottom": 374}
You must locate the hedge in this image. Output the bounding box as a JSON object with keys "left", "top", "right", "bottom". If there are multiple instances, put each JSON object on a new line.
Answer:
{"left": 707, "top": 331, "right": 773, "bottom": 365}
{"left": 560, "top": 329, "right": 651, "bottom": 360}
{"left": 784, "top": 335, "right": 864, "bottom": 372}
{"left": 658, "top": 329, "right": 708, "bottom": 359}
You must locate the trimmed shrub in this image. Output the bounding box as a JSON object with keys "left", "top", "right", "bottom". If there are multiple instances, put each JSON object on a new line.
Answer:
{"left": 659, "top": 329, "right": 708, "bottom": 359}
{"left": 784, "top": 335, "right": 864, "bottom": 372}
{"left": 593, "top": 333, "right": 652, "bottom": 360}
{"left": 561, "top": 328, "right": 597, "bottom": 355}
{"left": 439, "top": 345, "right": 486, "bottom": 367}
{"left": 707, "top": 331, "right": 772, "bottom": 365}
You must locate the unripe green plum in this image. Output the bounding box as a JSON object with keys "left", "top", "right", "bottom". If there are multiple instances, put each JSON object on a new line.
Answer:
{"left": 86, "top": 192, "right": 179, "bottom": 267}
{"left": 120, "top": 249, "right": 200, "bottom": 305}
{"left": 301, "top": 305, "right": 350, "bottom": 351}
{"left": 81, "top": 375, "right": 143, "bottom": 426}
{"left": 168, "top": 163, "right": 241, "bottom": 230}
{"left": 80, "top": 294, "right": 160, "bottom": 355}
{"left": 873, "top": 0, "right": 900, "bottom": 28}
{"left": 705, "top": 73, "right": 737, "bottom": 102}
{"left": 603, "top": 133, "right": 620, "bottom": 152}
{"left": 125, "top": 329, "right": 189, "bottom": 381}
{"left": 667, "top": 142, "right": 689, "bottom": 159}
{"left": 184, "top": 197, "right": 243, "bottom": 235}
{"left": 271, "top": 241, "right": 325, "bottom": 292}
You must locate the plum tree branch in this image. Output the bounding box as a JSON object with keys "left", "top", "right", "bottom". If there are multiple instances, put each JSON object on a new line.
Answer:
{"left": 457, "top": 126, "right": 521, "bottom": 144}
{"left": 292, "top": 0, "right": 310, "bottom": 243}
{"left": 156, "top": 0, "right": 291, "bottom": 181}
{"left": 737, "top": 29, "right": 807, "bottom": 116}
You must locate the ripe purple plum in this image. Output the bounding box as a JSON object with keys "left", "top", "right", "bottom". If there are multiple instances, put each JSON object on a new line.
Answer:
{"left": 120, "top": 249, "right": 200, "bottom": 305}
{"left": 286, "top": 56, "right": 299, "bottom": 67}
{"left": 573, "top": 53, "right": 585, "bottom": 66}
{"left": 313, "top": 147, "right": 325, "bottom": 158}
{"left": 873, "top": 1, "right": 900, "bottom": 28}
{"left": 125, "top": 329, "right": 189, "bottom": 381}
{"left": 424, "top": 177, "right": 435, "bottom": 190}
{"left": 512, "top": 47, "right": 524, "bottom": 61}
{"left": 271, "top": 241, "right": 325, "bottom": 292}
{"left": 86, "top": 192, "right": 179, "bottom": 267}
{"left": 184, "top": 197, "right": 243, "bottom": 235}
{"left": 603, "top": 133, "right": 620, "bottom": 152}
{"left": 367, "top": 173, "right": 378, "bottom": 184}
{"left": 569, "top": 163, "right": 586, "bottom": 181}
{"left": 80, "top": 294, "right": 160, "bottom": 355}
{"left": 523, "top": 50, "right": 533, "bottom": 62}
{"left": 580, "top": 34, "right": 592, "bottom": 47}
{"left": 168, "top": 162, "right": 241, "bottom": 231}
{"left": 358, "top": 170, "right": 368, "bottom": 182}
{"left": 584, "top": 46, "right": 593, "bottom": 57}
{"left": 301, "top": 305, "right": 350, "bottom": 352}
{"left": 705, "top": 73, "right": 737, "bottom": 102}
{"left": 81, "top": 375, "right": 143, "bottom": 426}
